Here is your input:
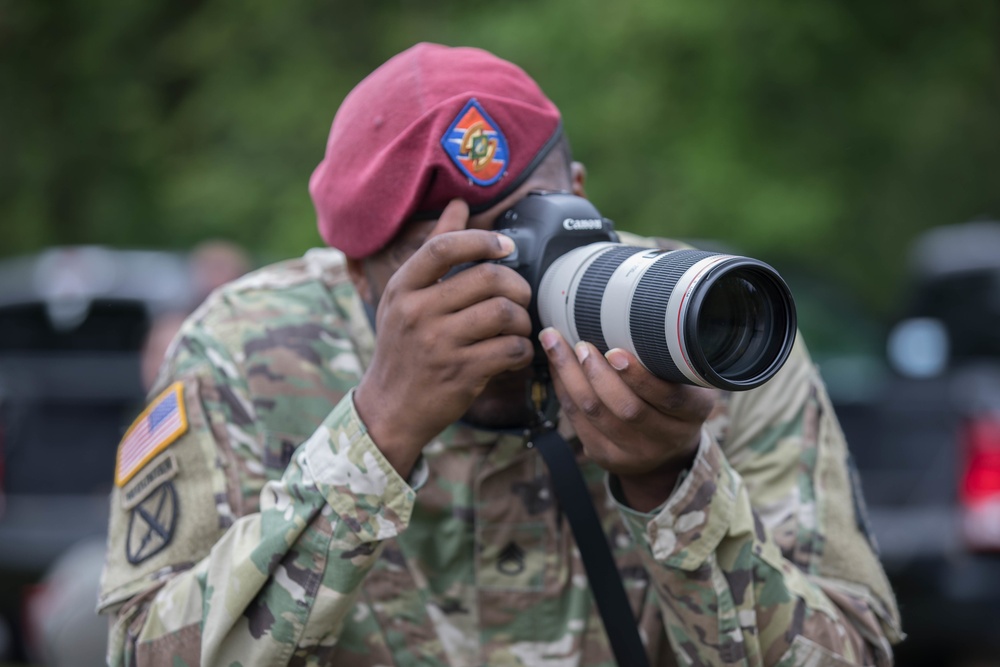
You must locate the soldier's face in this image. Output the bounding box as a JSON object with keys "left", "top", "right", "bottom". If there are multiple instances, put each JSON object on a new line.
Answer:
{"left": 354, "top": 153, "right": 586, "bottom": 429}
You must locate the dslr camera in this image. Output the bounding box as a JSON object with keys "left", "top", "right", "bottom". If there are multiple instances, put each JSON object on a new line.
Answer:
{"left": 493, "top": 192, "right": 797, "bottom": 391}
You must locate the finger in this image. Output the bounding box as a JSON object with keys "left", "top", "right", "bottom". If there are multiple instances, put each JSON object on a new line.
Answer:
{"left": 539, "top": 327, "right": 605, "bottom": 422}
{"left": 435, "top": 262, "right": 532, "bottom": 312}
{"left": 573, "top": 343, "right": 652, "bottom": 425}
{"left": 548, "top": 368, "right": 630, "bottom": 470}
{"left": 465, "top": 334, "right": 535, "bottom": 377}
{"left": 397, "top": 228, "right": 516, "bottom": 289}
{"left": 425, "top": 198, "right": 471, "bottom": 239}
{"left": 604, "top": 347, "right": 717, "bottom": 419}
{"left": 601, "top": 347, "right": 662, "bottom": 408}
{"left": 452, "top": 297, "right": 532, "bottom": 343}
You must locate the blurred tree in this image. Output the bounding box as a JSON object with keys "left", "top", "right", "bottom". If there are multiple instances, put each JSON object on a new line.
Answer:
{"left": 1, "top": 0, "right": 997, "bottom": 313}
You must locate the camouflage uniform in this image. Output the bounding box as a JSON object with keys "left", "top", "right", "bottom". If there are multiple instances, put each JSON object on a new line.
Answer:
{"left": 99, "top": 237, "right": 903, "bottom": 666}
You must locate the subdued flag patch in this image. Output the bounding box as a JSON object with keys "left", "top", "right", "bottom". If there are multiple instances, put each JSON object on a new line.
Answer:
{"left": 115, "top": 382, "right": 188, "bottom": 487}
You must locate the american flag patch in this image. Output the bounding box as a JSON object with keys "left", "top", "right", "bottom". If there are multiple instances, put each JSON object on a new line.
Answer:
{"left": 115, "top": 382, "right": 188, "bottom": 487}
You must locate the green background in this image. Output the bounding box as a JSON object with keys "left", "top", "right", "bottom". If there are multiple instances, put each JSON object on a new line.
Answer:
{"left": 2, "top": 0, "right": 998, "bottom": 316}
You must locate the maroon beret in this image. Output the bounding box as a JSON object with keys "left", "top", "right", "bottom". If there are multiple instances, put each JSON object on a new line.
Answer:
{"left": 309, "top": 42, "right": 563, "bottom": 259}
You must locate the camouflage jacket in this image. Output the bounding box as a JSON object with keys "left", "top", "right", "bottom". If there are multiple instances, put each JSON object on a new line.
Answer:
{"left": 99, "top": 240, "right": 903, "bottom": 667}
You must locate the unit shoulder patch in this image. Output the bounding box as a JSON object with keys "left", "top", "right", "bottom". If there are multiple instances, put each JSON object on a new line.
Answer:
{"left": 126, "top": 481, "right": 179, "bottom": 565}
{"left": 116, "top": 382, "right": 188, "bottom": 487}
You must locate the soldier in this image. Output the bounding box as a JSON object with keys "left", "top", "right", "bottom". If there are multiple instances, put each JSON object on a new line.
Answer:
{"left": 99, "top": 43, "right": 903, "bottom": 666}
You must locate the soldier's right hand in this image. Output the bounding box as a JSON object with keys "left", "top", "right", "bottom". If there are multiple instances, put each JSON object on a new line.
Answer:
{"left": 353, "top": 200, "right": 534, "bottom": 477}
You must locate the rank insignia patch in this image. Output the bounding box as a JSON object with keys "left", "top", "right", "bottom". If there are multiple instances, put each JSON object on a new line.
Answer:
{"left": 496, "top": 540, "right": 526, "bottom": 575}
{"left": 440, "top": 98, "right": 509, "bottom": 186}
{"left": 126, "top": 481, "right": 178, "bottom": 564}
{"left": 116, "top": 382, "right": 188, "bottom": 487}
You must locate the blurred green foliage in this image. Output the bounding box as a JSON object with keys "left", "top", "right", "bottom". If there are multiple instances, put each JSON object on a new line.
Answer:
{"left": 1, "top": 0, "right": 998, "bottom": 314}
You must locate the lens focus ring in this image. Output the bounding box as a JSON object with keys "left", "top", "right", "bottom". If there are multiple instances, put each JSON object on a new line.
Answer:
{"left": 574, "top": 246, "right": 645, "bottom": 354}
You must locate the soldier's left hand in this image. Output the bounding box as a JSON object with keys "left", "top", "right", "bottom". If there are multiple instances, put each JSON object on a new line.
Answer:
{"left": 539, "top": 327, "right": 717, "bottom": 509}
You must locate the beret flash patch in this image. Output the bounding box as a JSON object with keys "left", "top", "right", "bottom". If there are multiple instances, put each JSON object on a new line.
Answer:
{"left": 440, "top": 98, "right": 509, "bottom": 186}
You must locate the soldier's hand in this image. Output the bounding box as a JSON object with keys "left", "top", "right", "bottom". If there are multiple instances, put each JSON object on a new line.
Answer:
{"left": 354, "top": 200, "right": 534, "bottom": 477}
{"left": 540, "top": 327, "right": 717, "bottom": 512}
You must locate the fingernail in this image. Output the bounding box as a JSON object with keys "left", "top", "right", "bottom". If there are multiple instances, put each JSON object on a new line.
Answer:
{"left": 446, "top": 198, "right": 467, "bottom": 213}
{"left": 575, "top": 342, "right": 590, "bottom": 363}
{"left": 539, "top": 327, "right": 559, "bottom": 351}
{"left": 606, "top": 348, "right": 629, "bottom": 371}
{"left": 497, "top": 234, "right": 516, "bottom": 255}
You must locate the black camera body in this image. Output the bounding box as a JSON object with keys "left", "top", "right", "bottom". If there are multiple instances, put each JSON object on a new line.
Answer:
{"left": 492, "top": 191, "right": 797, "bottom": 392}
{"left": 493, "top": 192, "right": 619, "bottom": 348}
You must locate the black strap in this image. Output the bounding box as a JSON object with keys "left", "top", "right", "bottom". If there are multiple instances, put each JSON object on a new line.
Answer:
{"left": 532, "top": 428, "right": 652, "bottom": 667}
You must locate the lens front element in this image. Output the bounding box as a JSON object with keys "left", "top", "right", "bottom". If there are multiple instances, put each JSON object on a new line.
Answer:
{"left": 698, "top": 274, "right": 762, "bottom": 374}
{"left": 688, "top": 263, "right": 794, "bottom": 388}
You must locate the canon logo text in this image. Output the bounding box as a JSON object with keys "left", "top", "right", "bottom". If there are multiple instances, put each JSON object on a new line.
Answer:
{"left": 562, "top": 218, "right": 604, "bottom": 231}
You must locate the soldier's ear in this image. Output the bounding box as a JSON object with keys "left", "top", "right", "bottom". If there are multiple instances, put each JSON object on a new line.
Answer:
{"left": 346, "top": 257, "right": 375, "bottom": 305}
{"left": 571, "top": 161, "right": 587, "bottom": 198}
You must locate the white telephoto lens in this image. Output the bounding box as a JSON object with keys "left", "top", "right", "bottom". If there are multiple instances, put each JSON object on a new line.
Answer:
{"left": 537, "top": 244, "right": 797, "bottom": 391}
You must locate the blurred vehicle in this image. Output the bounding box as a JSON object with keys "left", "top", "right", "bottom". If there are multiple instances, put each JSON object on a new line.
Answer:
{"left": 0, "top": 246, "right": 192, "bottom": 662}
{"left": 786, "top": 221, "right": 1000, "bottom": 666}
{"left": 874, "top": 221, "right": 1000, "bottom": 665}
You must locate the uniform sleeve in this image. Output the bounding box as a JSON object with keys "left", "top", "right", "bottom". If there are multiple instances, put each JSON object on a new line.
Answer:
{"left": 612, "top": 337, "right": 904, "bottom": 666}
{"left": 100, "top": 375, "right": 422, "bottom": 666}
{"left": 98, "top": 269, "right": 424, "bottom": 666}
{"left": 99, "top": 368, "right": 422, "bottom": 666}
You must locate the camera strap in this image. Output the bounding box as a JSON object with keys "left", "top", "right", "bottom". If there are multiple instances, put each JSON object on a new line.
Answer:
{"left": 530, "top": 427, "right": 652, "bottom": 667}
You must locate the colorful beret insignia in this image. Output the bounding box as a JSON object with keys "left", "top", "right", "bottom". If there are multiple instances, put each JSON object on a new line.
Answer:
{"left": 115, "top": 382, "right": 188, "bottom": 487}
{"left": 440, "top": 98, "right": 509, "bottom": 186}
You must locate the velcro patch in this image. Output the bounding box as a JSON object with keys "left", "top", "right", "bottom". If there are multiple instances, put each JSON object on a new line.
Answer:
{"left": 121, "top": 451, "right": 179, "bottom": 510}
{"left": 116, "top": 382, "right": 188, "bottom": 487}
{"left": 126, "top": 481, "right": 178, "bottom": 565}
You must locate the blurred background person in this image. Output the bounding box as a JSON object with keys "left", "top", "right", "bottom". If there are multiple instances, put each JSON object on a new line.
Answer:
{"left": 140, "top": 239, "right": 252, "bottom": 390}
{"left": 2, "top": 240, "right": 249, "bottom": 666}
{"left": 188, "top": 240, "right": 254, "bottom": 306}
